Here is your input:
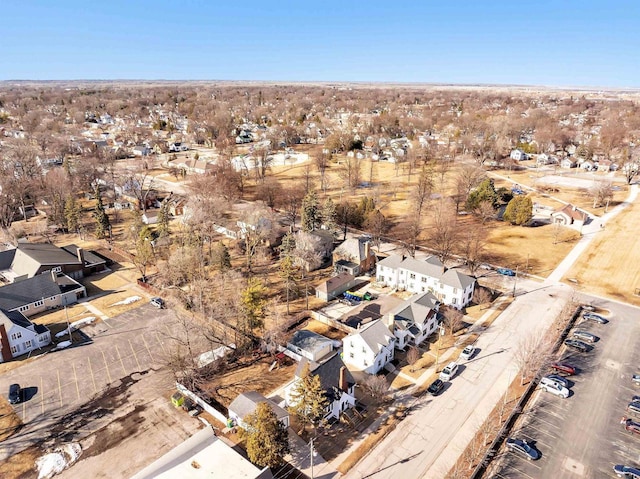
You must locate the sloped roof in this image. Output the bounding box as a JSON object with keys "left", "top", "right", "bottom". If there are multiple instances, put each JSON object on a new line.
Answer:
{"left": 400, "top": 255, "right": 444, "bottom": 278}
{"left": 288, "top": 330, "right": 333, "bottom": 354}
{"left": 0, "top": 309, "right": 35, "bottom": 331}
{"left": 390, "top": 292, "right": 439, "bottom": 327}
{"left": 349, "top": 319, "right": 394, "bottom": 353}
{"left": 553, "top": 204, "right": 588, "bottom": 221}
{"left": 0, "top": 274, "right": 62, "bottom": 311}
{"left": 295, "top": 352, "right": 355, "bottom": 402}
{"left": 316, "top": 272, "right": 355, "bottom": 294}
{"left": 377, "top": 254, "right": 404, "bottom": 269}
{"left": 11, "top": 243, "right": 81, "bottom": 278}
{"left": 228, "top": 391, "right": 289, "bottom": 423}
{"left": 334, "top": 236, "right": 373, "bottom": 262}
{"left": 60, "top": 245, "right": 106, "bottom": 267}
{"left": 440, "top": 269, "right": 476, "bottom": 290}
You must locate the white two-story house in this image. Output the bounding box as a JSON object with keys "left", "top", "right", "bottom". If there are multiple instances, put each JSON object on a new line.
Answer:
{"left": 0, "top": 309, "right": 51, "bottom": 362}
{"left": 388, "top": 292, "right": 440, "bottom": 350}
{"left": 342, "top": 319, "right": 396, "bottom": 374}
{"left": 376, "top": 254, "right": 476, "bottom": 309}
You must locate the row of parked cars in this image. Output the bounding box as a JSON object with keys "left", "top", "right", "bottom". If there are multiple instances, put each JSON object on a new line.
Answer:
{"left": 426, "top": 344, "right": 477, "bottom": 396}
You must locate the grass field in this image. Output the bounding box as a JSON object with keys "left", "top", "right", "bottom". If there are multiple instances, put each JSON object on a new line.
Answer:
{"left": 563, "top": 200, "right": 640, "bottom": 305}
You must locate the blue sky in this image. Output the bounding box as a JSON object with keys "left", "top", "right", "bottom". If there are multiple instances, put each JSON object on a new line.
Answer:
{"left": 2, "top": 1, "right": 639, "bottom": 87}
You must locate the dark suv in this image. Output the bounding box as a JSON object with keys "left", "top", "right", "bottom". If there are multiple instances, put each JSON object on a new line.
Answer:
{"left": 427, "top": 379, "right": 444, "bottom": 396}
{"left": 564, "top": 339, "right": 589, "bottom": 352}
{"left": 8, "top": 384, "right": 21, "bottom": 404}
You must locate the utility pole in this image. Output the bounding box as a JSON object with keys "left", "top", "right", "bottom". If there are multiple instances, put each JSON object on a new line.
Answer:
{"left": 65, "top": 305, "right": 72, "bottom": 343}
{"left": 512, "top": 265, "right": 519, "bottom": 298}
{"left": 310, "top": 437, "right": 315, "bottom": 479}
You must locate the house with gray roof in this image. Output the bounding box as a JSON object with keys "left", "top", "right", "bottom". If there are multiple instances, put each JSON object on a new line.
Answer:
{"left": 228, "top": 391, "right": 289, "bottom": 429}
{"left": 0, "top": 309, "right": 51, "bottom": 362}
{"left": 285, "top": 352, "right": 356, "bottom": 420}
{"left": 315, "top": 272, "right": 357, "bottom": 301}
{"left": 388, "top": 292, "right": 440, "bottom": 350}
{"left": 333, "top": 236, "right": 376, "bottom": 275}
{"left": 0, "top": 271, "right": 86, "bottom": 318}
{"left": 376, "top": 254, "right": 475, "bottom": 309}
{"left": 342, "top": 319, "right": 395, "bottom": 374}
{"left": 286, "top": 330, "right": 334, "bottom": 362}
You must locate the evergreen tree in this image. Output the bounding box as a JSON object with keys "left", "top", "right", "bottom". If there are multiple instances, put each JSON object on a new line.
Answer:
{"left": 321, "top": 197, "right": 338, "bottom": 234}
{"left": 279, "top": 232, "right": 296, "bottom": 260}
{"left": 212, "top": 241, "right": 232, "bottom": 272}
{"left": 93, "top": 185, "right": 111, "bottom": 239}
{"left": 63, "top": 194, "right": 81, "bottom": 234}
{"left": 279, "top": 255, "right": 298, "bottom": 314}
{"left": 240, "top": 402, "right": 290, "bottom": 469}
{"left": 241, "top": 278, "right": 266, "bottom": 330}
{"left": 288, "top": 363, "right": 329, "bottom": 431}
{"left": 301, "top": 190, "right": 321, "bottom": 232}
{"left": 466, "top": 178, "right": 499, "bottom": 212}
{"left": 503, "top": 195, "right": 533, "bottom": 225}
{"left": 156, "top": 200, "right": 170, "bottom": 237}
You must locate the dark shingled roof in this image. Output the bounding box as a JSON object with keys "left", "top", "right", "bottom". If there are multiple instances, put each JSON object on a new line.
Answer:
{"left": 0, "top": 274, "right": 62, "bottom": 311}
{"left": 0, "top": 309, "right": 32, "bottom": 329}
{"left": 288, "top": 330, "right": 333, "bottom": 354}
{"left": 61, "top": 245, "right": 107, "bottom": 266}
{"left": 295, "top": 352, "right": 355, "bottom": 402}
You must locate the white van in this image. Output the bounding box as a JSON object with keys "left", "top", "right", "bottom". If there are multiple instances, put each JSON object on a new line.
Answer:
{"left": 439, "top": 362, "right": 459, "bottom": 382}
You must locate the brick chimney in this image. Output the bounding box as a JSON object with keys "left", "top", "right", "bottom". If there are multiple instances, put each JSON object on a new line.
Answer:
{"left": 76, "top": 247, "right": 85, "bottom": 265}
{"left": 0, "top": 323, "right": 12, "bottom": 362}
{"left": 339, "top": 366, "right": 349, "bottom": 392}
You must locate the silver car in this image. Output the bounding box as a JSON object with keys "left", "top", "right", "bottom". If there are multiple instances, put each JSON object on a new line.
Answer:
{"left": 572, "top": 330, "right": 598, "bottom": 343}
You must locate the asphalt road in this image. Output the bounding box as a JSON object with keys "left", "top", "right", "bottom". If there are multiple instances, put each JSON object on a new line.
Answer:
{"left": 490, "top": 297, "right": 640, "bottom": 478}
{"left": 0, "top": 304, "right": 178, "bottom": 461}
{"left": 344, "top": 281, "right": 574, "bottom": 479}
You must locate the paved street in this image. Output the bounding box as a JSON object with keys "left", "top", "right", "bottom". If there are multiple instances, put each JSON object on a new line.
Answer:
{"left": 344, "top": 281, "right": 574, "bottom": 479}
{"left": 490, "top": 297, "right": 640, "bottom": 478}
{"left": 0, "top": 304, "right": 178, "bottom": 461}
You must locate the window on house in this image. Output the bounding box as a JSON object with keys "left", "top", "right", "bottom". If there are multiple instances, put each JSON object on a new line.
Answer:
{"left": 39, "top": 335, "right": 48, "bottom": 342}
{"left": 362, "top": 347, "right": 366, "bottom": 353}
{"left": 24, "top": 340, "right": 32, "bottom": 349}
{"left": 453, "top": 288, "right": 458, "bottom": 294}
{"left": 18, "top": 305, "right": 29, "bottom": 312}
{"left": 10, "top": 332, "right": 22, "bottom": 340}
{"left": 364, "top": 360, "right": 368, "bottom": 366}
{"left": 10, "top": 345, "right": 18, "bottom": 354}
{"left": 421, "top": 287, "right": 425, "bottom": 292}
{"left": 421, "top": 277, "right": 427, "bottom": 283}
{"left": 350, "top": 341, "right": 354, "bottom": 347}
{"left": 409, "top": 273, "right": 416, "bottom": 279}
{"left": 349, "top": 352, "right": 354, "bottom": 359}
{"left": 34, "top": 300, "right": 44, "bottom": 307}
{"left": 453, "top": 298, "right": 457, "bottom": 304}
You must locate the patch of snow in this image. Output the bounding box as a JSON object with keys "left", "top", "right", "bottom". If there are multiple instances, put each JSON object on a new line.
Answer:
{"left": 52, "top": 340, "right": 72, "bottom": 351}
{"left": 54, "top": 317, "right": 97, "bottom": 338}
{"left": 112, "top": 296, "right": 141, "bottom": 306}
{"left": 36, "top": 443, "right": 82, "bottom": 479}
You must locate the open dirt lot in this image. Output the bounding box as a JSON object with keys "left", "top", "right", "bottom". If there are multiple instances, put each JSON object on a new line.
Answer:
{"left": 564, "top": 200, "right": 640, "bottom": 305}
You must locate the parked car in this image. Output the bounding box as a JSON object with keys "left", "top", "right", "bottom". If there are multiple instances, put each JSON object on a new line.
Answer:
{"left": 505, "top": 438, "right": 540, "bottom": 460}
{"left": 628, "top": 401, "right": 640, "bottom": 415}
{"left": 460, "top": 345, "right": 476, "bottom": 361}
{"left": 497, "top": 268, "right": 516, "bottom": 276}
{"left": 633, "top": 375, "right": 640, "bottom": 386}
{"left": 614, "top": 464, "right": 640, "bottom": 478}
{"left": 541, "top": 376, "right": 568, "bottom": 390}
{"left": 8, "top": 384, "right": 21, "bottom": 404}
{"left": 550, "top": 362, "right": 576, "bottom": 376}
{"left": 479, "top": 263, "right": 493, "bottom": 271}
{"left": 427, "top": 379, "right": 444, "bottom": 396}
{"left": 581, "top": 304, "right": 596, "bottom": 312}
{"left": 572, "top": 330, "right": 598, "bottom": 343}
{"left": 150, "top": 297, "right": 165, "bottom": 309}
{"left": 623, "top": 417, "right": 640, "bottom": 435}
{"left": 540, "top": 379, "right": 570, "bottom": 398}
{"left": 583, "top": 312, "right": 607, "bottom": 324}
{"left": 564, "top": 339, "right": 589, "bottom": 352}
{"left": 544, "top": 375, "right": 570, "bottom": 388}
{"left": 439, "top": 362, "right": 459, "bottom": 381}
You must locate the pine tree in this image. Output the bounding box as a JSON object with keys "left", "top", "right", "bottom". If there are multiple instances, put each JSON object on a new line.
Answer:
{"left": 63, "top": 194, "right": 81, "bottom": 234}
{"left": 288, "top": 363, "right": 329, "bottom": 431}
{"left": 156, "top": 201, "right": 170, "bottom": 237}
{"left": 503, "top": 195, "right": 533, "bottom": 225}
{"left": 241, "top": 278, "right": 266, "bottom": 330}
{"left": 240, "top": 402, "right": 290, "bottom": 469}
{"left": 321, "top": 197, "right": 338, "bottom": 234}
{"left": 301, "top": 190, "right": 320, "bottom": 232}
{"left": 212, "top": 242, "right": 232, "bottom": 272}
{"left": 93, "top": 185, "right": 111, "bottom": 239}
{"left": 279, "top": 232, "right": 296, "bottom": 259}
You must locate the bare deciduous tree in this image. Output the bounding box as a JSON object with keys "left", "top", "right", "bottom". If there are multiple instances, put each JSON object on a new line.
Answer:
{"left": 513, "top": 332, "right": 554, "bottom": 385}
{"left": 407, "top": 346, "right": 421, "bottom": 372}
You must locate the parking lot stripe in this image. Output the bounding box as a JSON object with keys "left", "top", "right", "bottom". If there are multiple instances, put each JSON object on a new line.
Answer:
{"left": 142, "top": 335, "right": 155, "bottom": 362}
{"left": 88, "top": 357, "right": 97, "bottom": 393}
{"left": 101, "top": 349, "right": 113, "bottom": 384}
{"left": 72, "top": 363, "right": 80, "bottom": 400}
{"left": 115, "top": 345, "right": 127, "bottom": 375}
{"left": 129, "top": 339, "right": 142, "bottom": 371}
{"left": 57, "top": 370, "right": 63, "bottom": 407}
{"left": 155, "top": 332, "right": 167, "bottom": 354}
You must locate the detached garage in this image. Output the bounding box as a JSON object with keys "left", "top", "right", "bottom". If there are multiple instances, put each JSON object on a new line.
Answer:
{"left": 315, "top": 272, "right": 357, "bottom": 302}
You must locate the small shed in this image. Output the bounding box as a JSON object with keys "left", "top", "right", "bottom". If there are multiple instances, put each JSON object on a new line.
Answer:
{"left": 287, "top": 330, "right": 334, "bottom": 362}
{"left": 228, "top": 391, "right": 289, "bottom": 429}
{"left": 315, "top": 272, "right": 358, "bottom": 301}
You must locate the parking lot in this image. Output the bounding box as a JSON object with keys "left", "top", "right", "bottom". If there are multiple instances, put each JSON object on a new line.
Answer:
{"left": 0, "top": 304, "right": 179, "bottom": 461}
{"left": 490, "top": 298, "right": 640, "bottom": 478}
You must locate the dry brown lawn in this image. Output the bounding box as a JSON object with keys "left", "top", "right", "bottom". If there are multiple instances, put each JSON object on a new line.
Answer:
{"left": 90, "top": 291, "right": 148, "bottom": 318}
{"left": 303, "top": 319, "right": 347, "bottom": 341}
{"left": 30, "top": 304, "right": 92, "bottom": 327}
{"left": 564, "top": 200, "right": 640, "bottom": 305}
{"left": 0, "top": 400, "right": 22, "bottom": 442}
{"left": 0, "top": 445, "right": 39, "bottom": 479}
{"left": 486, "top": 222, "right": 580, "bottom": 276}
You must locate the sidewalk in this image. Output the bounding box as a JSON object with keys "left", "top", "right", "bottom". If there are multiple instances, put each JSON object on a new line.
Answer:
{"left": 285, "top": 427, "right": 339, "bottom": 479}
{"left": 329, "top": 295, "right": 510, "bottom": 471}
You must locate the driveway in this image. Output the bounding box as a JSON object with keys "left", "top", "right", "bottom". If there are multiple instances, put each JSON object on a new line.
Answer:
{"left": 343, "top": 282, "right": 574, "bottom": 479}
{"left": 0, "top": 304, "right": 177, "bottom": 461}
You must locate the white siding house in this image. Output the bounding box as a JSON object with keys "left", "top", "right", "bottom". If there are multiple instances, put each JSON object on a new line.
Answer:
{"left": 0, "top": 309, "right": 51, "bottom": 362}
{"left": 388, "top": 292, "right": 440, "bottom": 350}
{"left": 342, "top": 319, "right": 395, "bottom": 374}
{"left": 376, "top": 255, "right": 476, "bottom": 309}
{"left": 510, "top": 149, "right": 528, "bottom": 161}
